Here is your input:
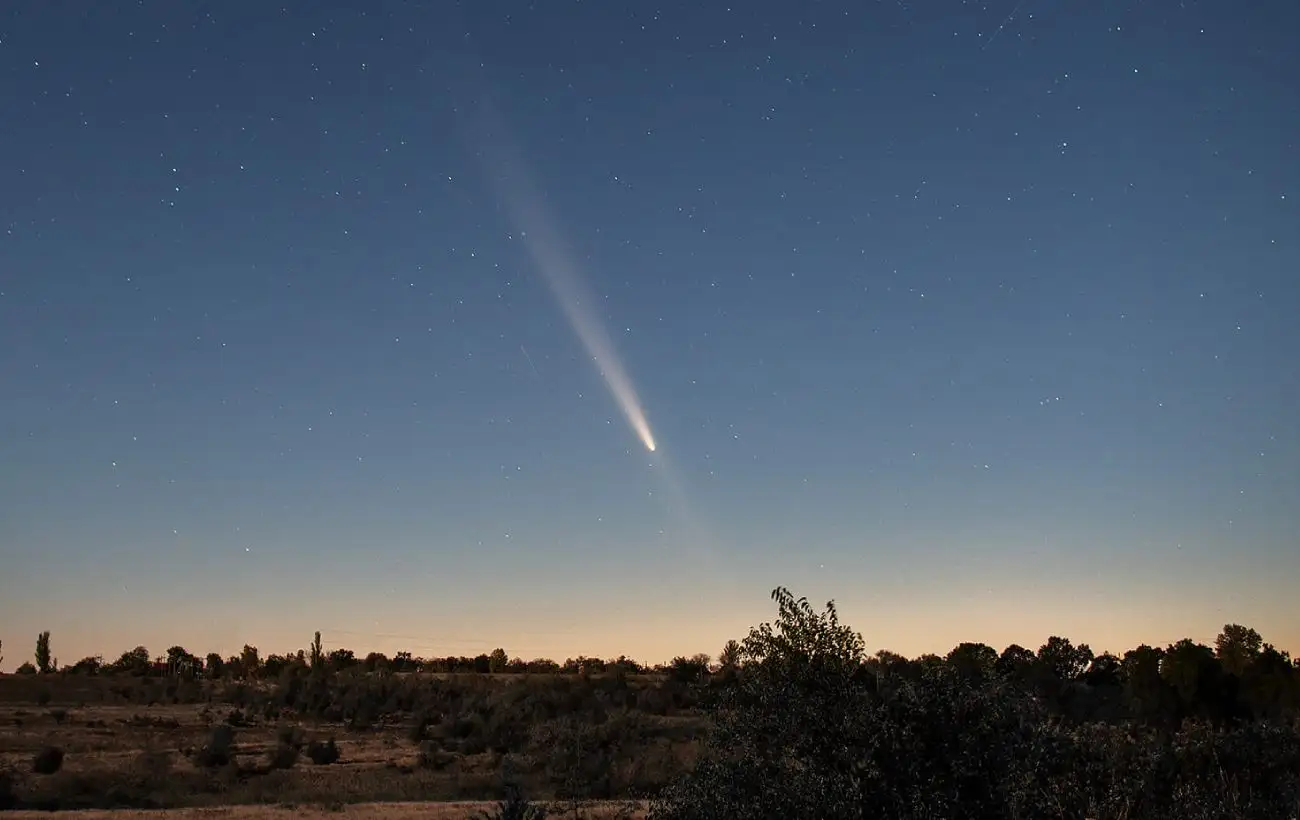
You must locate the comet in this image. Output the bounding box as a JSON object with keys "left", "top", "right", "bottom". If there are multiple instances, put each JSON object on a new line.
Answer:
{"left": 451, "top": 66, "right": 746, "bottom": 610}
{"left": 470, "top": 100, "right": 658, "bottom": 454}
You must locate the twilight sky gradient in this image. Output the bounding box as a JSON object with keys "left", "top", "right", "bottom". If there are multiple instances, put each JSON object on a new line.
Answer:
{"left": 2, "top": 1, "right": 1297, "bottom": 671}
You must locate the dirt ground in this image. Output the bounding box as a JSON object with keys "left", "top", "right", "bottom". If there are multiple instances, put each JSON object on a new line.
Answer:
{"left": 3, "top": 802, "right": 649, "bottom": 819}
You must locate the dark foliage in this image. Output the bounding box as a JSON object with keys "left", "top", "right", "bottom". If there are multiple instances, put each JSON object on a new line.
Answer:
{"left": 469, "top": 783, "right": 549, "bottom": 820}
{"left": 305, "top": 737, "right": 340, "bottom": 765}
{"left": 2, "top": 595, "right": 1297, "bottom": 814}
{"left": 0, "top": 765, "right": 14, "bottom": 811}
{"left": 266, "top": 742, "right": 299, "bottom": 770}
{"left": 32, "top": 747, "right": 65, "bottom": 776}
{"left": 649, "top": 587, "right": 1300, "bottom": 820}
{"left": 193, "top": 723, "right": 235, "bottom": 768}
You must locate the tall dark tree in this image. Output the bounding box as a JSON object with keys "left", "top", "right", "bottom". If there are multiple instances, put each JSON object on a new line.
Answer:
{"left": 310, "top": 631, "right": 324, "bottom": 671}
{"left": 652, "top": 587, "right": 872, "bottom": 819}
{"left": 327, "top": 648, "right": 357, "bottom": 671}
{"left": 111, "top": 646, "right": 152, "bottom": 676}
{"left": 35, "top": 631, "right": 52, "bottom": 674}
{"left": 995, "top": 644, "right": 1035, "bottom": 680}
{"left": 1241, "top": 644, "right": 1299, "bottom": 719}
{"left": 718, "top": 640, "right": 741, "bottom": 672}
{"left": 946, "top": 642, "right": 998, "bottom": 682}
{"left": 1035, "top": 636, "right": 1093, "bottom": 682}
{"left": 1161, "top": 638, "right": 1235, "bottom": 721}
{"left": 1215, "top": 623, "right": 1263, "bottom": 677}
{"left": 166, "top": 645, "right": 200, "bottom": 678}
{"left": 205, "top": 652, "right": 225, "bottom": 679}
{"left": 1082, "top": 652, "right": 1122, "bottom": 688}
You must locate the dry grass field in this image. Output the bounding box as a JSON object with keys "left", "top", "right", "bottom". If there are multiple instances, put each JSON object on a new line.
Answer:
{"left": 2, "top": 803, "right": 648, "bottom": 820}
{"left": 0, "top": 672, "right": 699, "bottom": 814}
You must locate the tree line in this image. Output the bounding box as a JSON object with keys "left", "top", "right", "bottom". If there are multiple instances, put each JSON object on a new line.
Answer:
{"left": 3, "top": 589, "right": 1299, "bottom": 816}
{"left": 651, "top": 589, "right": 1300, "bottom": 819}
{"left": 4, "top": 620, "right": 1297, "bottom": 724}
{"left": 3, "top": 629, "right": 718, "bottom": 681}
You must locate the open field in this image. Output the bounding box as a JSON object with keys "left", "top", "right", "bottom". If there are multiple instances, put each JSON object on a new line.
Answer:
{"left": 0, "top": 673, "right": 700, "bottom": 812}
{"left": 2, "top": 803, "right": 649, "bottom": 820}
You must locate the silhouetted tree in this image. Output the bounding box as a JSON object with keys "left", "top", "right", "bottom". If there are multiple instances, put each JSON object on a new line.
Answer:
{"left": 1161, "top": 638, "right": 1239, "bottom": 722}
{"left": 35, "top": 631, "right": 52, "bottom": 674}
{"left": 652, "top": 587, "right": 873, "bottom": 818}
{"left": 166, "top": 645, "right": 200, "bottom": 679}
{"left": 205, "top": 652, "right": 224, "bottom": 679}
{"left": 262, "top": 653, "right": 293, "bottom": 678}
{"left": 390, "top": 650, "right": 416, "bottom": 672}
{"left": 107, "top": 645, "right": 152, "bottom": 676}
{"left": 1215, "top": 623, "right": 1263, "bottom": 677}
{"left": 946, "top": 642, "right": 998, "bottom": 683}
{"left": 310, "top": 631, "right": 324, "bottom": 672}
{"left": 996, "top": 644, "right": 1035, "bottom": 680}
{"left": 1241, "top": 643, "right": 1298, "bottom": 719}
{"left": 488, "top": 647, "right": 509, "bottom": 673}
{"left": 239, "top": 644, "right": 261, "bottom": 679}
{"left": 1036, "top": 636, "right": 1093, "bottom": 682}
{"left": 668, "top": 655, "right": 710, "bottom": 684}
{"left": 1082, "top": 652, "right": 1122, "bottom": 687}
{"left": 718, "top": 640, "right": 741, "bottom": 672}
{"left": 327, "top": 648, "right": 357, "bottom": 671}
{"left": 68, "top": 655, "right": 103, "bottom": 675}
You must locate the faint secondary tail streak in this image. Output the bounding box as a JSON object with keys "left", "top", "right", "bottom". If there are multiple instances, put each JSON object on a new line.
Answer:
{"left": 520, "top": 344, "right": 540, "bottom": 379}
{"left": 471, "top": 100, "right": 658, "bottom": 453}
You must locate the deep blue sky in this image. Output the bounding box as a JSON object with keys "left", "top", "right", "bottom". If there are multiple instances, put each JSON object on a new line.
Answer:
{"left": 2, "top": 1, "right": 1297, "bottom": 669}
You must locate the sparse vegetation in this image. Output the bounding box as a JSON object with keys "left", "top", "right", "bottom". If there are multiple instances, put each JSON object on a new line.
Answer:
{"left": 0, "top": 592, "right": 1296, "bottom": 816}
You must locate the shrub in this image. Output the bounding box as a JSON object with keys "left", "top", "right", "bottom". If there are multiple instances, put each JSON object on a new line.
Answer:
{"left": 267, "top": 743, "right": 299, "bottom": 770}
{"left": 32, "top": 746, "right": 64, "bottom": 775}
{"left": 305, "top": 737, "right": 340, "bottom": 765}
{"left": 194, "top": 724, "right": 234, "bottom": 768}
{"left": 408, "top": 711, "right": 432, "bottom": 744}
{"left": 470, "top": 783, "right": 548, "bottom": 820}
{"left": 417, "top": 740, "right": 456, "bottom": 770}
{"left": 276, "top": 724, "right": 305, "bottom": 749}
{"left": 0, "top": 765, "right": 16, "bottom": 810}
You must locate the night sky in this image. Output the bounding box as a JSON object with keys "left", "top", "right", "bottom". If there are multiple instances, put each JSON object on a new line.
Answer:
{"left": 2, "top": 1, "right": 1297, "bottom": 670}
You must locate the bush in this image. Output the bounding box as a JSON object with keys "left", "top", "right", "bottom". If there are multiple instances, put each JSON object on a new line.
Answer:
{"left": 194, "top": 724, "right": 234, "bottom": 768}
{"left": 305, "top": 737, "right": 340, "bottom": 765}
{"left": 470, "top": 783, "right": 548, "bottom": 820}
{"left": 32, "top": 746, "right": 65, "bottom": 775}
{"left": 408, "top": 711, "right": 432, "bottom": 744}
{"left": 0, "top": 765, "right": 16, "bottom": 810}
{"left": 417, "top": 740, "right": 456, "bottom": 770}
{"left": 276, "top": 724, "right": 305, "bottom": 749}
{"left": 267, "top": 743, "right": 299, "bottom": 770}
